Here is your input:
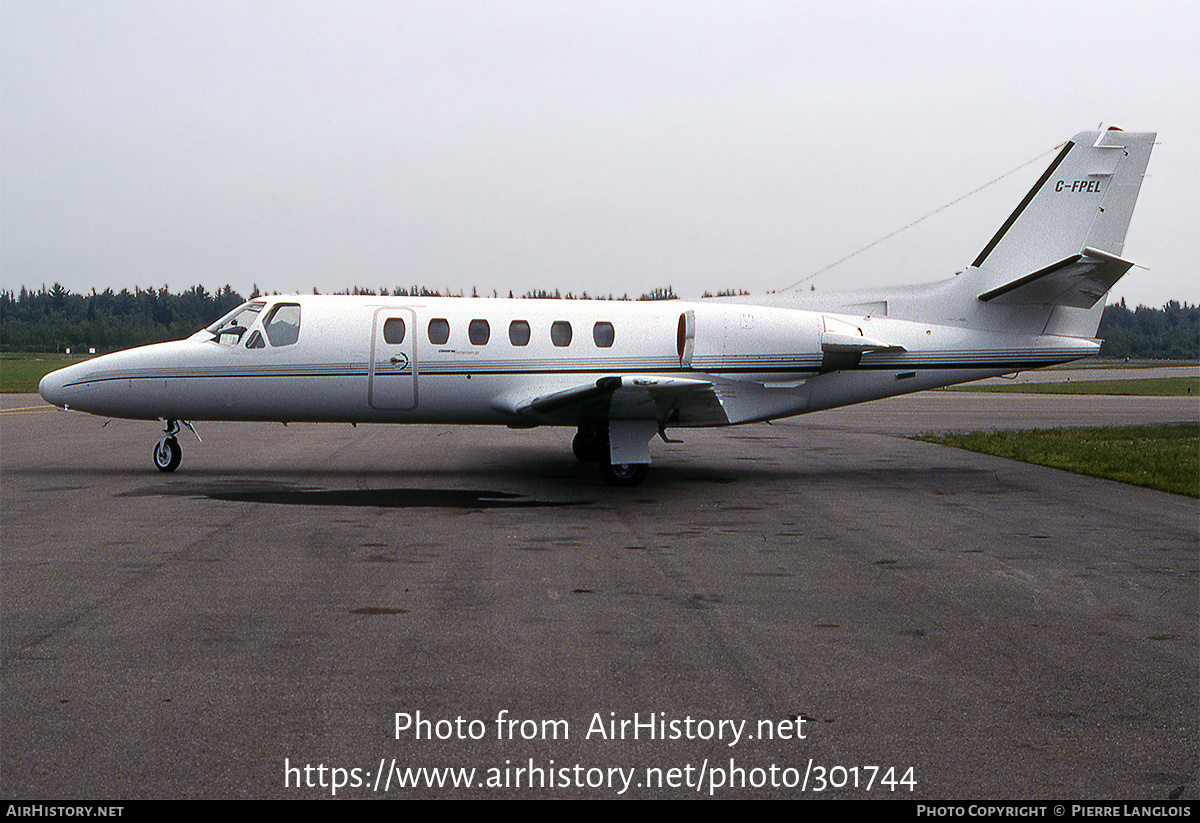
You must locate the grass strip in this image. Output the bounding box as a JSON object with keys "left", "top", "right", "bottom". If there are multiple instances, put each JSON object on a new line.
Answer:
{"left": 942, "top": 377, "right": 1198, "bottom": 396}
{"left": 915, "top": 423, "right": 1199, "bottom": 497}
{"left": 0, "top": 354, "right": 95, "bottom": 394}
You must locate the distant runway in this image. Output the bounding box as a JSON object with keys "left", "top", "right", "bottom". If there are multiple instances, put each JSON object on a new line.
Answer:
{"left": 2, "top": 392, "right": 1196, "bottom": 798}
{"left": 971, "top": 363, "right": 1197, "bottom": 385}
{"left": 793, "top": 390, "right": 1198, "bottom": 435}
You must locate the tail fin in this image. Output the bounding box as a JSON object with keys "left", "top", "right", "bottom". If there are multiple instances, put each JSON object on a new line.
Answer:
{"left": 972, "top": 128, "right": 1154, "bottom": 282}
{"left": 967, "top": 128, "right": 1155, "bottom": 337}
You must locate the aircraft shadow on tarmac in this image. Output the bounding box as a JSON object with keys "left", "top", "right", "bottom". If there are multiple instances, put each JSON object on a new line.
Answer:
{"left": 105, "top": 463, "right": 1004, "bottom": 509}
{"left": 117, "top": 479, "right": 590, "bottom": 509}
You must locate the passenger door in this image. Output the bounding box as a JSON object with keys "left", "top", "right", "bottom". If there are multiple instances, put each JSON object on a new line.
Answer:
{"left": 369, "top": 308, "right": 417, "bottom": 410}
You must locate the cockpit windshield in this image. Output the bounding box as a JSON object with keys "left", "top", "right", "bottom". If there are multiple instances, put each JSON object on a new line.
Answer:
{"left": 206, "top": 301, "right": 266, "bottom": 345}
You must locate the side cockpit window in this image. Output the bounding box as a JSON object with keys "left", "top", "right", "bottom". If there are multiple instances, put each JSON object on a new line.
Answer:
{"left": 263, "top": 304, "right": 301, "bottom": 347}
{"left": 209, "top": 301, "right": 265, "bottom": 346}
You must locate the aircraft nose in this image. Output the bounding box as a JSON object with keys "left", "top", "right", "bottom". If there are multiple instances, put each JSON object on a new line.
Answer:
{"left": 38, "top": 368, "right": 67, "bottom": 407}
{"left": 38, "top": 360, "right": 97, "bottom": 409}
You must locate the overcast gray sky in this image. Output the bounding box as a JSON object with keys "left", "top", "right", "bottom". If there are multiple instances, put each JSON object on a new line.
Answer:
{"left": 2, "top": 0, "right": 1196, "bottom": 308}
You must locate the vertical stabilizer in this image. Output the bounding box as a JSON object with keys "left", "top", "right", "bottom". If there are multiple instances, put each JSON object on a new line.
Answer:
{"left": 965, "top": 128, "right": 1154, "bottom": 337}
{"left": 971, "top": 128, "right": 1154, "bottom": 286}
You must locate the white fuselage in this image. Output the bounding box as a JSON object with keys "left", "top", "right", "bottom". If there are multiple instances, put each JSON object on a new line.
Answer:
{"left": 38, "top": 294, "right": 1097, "bottom": 428}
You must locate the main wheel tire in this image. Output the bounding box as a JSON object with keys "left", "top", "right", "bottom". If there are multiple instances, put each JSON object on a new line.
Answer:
{"left": 572, "top": 430, "right": 608, "bottom": 464}
{"left": 153, "top": 436, "right": 182, "bottom": 472}
{"left": 602, "top": 462, "right": 649, "bottom": 487}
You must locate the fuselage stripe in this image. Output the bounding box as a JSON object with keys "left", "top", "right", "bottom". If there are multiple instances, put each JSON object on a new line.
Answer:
{"left": 61, "top": 357, "right": 1079, "bottom": 390}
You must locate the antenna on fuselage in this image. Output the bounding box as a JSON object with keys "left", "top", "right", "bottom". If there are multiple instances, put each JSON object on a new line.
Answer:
{"left": 778, "top": 140, "right": 1066, "bottom": 293}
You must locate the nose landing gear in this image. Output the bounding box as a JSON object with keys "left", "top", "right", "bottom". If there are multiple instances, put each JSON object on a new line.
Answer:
{"left": 152, "top": 419, "right": 198, "bottom": 472}
{"left": 153, "top": 435, "right": 181, "bottom": 472}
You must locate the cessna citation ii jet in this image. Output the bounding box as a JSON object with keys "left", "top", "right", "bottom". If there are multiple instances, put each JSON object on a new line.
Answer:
{"left": 39, "top": 128, "right": 1154, "bottom": 486}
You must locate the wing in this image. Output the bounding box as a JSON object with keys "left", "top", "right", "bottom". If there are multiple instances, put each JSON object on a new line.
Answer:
{"left": 500, "top": 375, "right": 728, "bottom": 427}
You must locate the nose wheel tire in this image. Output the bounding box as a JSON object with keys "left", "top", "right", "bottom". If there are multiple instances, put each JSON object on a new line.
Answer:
{"left": 153, "top": 436, "right": 182, "bottom": 472}
{"left": 602, "top": 462, "right": 648, "bottom": 487}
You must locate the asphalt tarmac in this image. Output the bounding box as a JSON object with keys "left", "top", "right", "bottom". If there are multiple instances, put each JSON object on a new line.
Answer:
{"left": 2, "top": 392, "right": 1196, "bottom": 799}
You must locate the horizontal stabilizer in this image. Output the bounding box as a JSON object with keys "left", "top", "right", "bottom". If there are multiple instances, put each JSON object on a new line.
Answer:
{"left": 977, "top": 247, "right": 1135, "bottom": 309}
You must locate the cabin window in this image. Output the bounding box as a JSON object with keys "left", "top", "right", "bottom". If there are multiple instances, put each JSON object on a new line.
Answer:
{"left": 468, "top": 319, "right": 490, "bottom": 345}
{"left": 383, "top": 317, "right": 406, "bottom": 344}
{"left": 593, "top": 321, "right": 615, "bottom": 348}
{"left": 509, "top": 320, "right": 531, "bottom": 346}
{"left": 263, "top": 304, "right": 301, "bottom": 347}
{"left": 551, "top": 321, "right": 572, "bottom": 347}
{"left": 245, "top": 330, "right": 265, "bottom": 349}
{"left": 428, "top": 318, "right": 450, "bottom": 345}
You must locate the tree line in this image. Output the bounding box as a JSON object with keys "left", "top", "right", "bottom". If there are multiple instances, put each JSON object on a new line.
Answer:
{"left": 1095, "top": 299, "right": 1199, "bottom": 360}
{"left": 1, "top": 284, "right": 248, "bottom": 353}
{"left": 1, "top": 283, "right": 1196, "bottom": 359}
{"left": 0, "top": 283, "right": 684, "bottom": 352}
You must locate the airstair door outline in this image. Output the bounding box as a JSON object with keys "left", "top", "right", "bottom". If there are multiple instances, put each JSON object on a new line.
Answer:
{"left": 369, "top": 307, "right": 417, "bottom": 410}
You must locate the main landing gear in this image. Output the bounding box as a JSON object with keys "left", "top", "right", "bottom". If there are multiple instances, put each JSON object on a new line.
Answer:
{"left": 152, "top": 419, "right": 198, "bottom": 473}
{"left": 601, "top": 462, "right": 649, "bottom": 487}
{"left": 572, "top": 427, "right": 608, "bottom": 464}
{"left": 573, "top": 423, "right": 652, "bottom": 487}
